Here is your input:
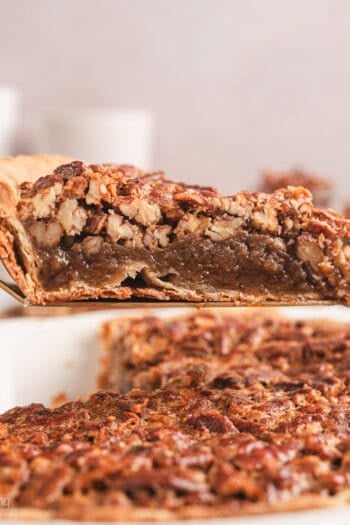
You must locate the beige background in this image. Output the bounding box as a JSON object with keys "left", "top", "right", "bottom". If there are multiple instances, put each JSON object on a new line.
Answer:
{"left": 1, "top": 0, "right": 350, "bottom": 203}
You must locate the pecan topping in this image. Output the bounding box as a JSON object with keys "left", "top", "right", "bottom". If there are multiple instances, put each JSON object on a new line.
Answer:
{"left": 187, "top": 411, "right": 238, "bottom": 434}
{"left": 57, "top": 198, "right": 87, "bottom": 236}
{"left": 297, "top": 236, "right": 324, "bottom": 272}
{"left": 0, "top": 310, "right": 350, "bottom": 519}
{"left": 119, "top": 199, "right": 161, "bottom": 226}
{"left": 29, "top": 221, "right": 63, "bottom": 249}
{"left": 32, "top": 182, "right": 62, "bottom": 219}
{"left": 206, "top": 217, "right": 244, "bottom": 241}
{"left": 106, "top": 213, "right": 134, "bottom": 242}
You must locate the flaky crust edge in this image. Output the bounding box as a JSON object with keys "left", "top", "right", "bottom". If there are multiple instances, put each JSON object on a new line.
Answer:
{"left": 0, "top": 491, "right": 349, "bottom": 521}
{"left": 0, "top": 154, "right": 72, "bottom": 186}
{"left": 0, "top": 155, "right": 72, "bottom": 301}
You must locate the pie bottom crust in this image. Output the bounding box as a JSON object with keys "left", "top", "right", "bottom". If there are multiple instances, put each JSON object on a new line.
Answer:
{"left": 0, "top": 492, "right": 349, "bottom": 521}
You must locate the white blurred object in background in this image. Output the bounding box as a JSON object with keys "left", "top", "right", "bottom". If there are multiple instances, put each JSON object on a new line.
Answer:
{"left": 0, "top": 86, "right": 20, "bottom": 156}
{"left": 31, "top": 108, "right": 155, "bottom": 169}
{"left": 0, "top": 86, "right": 20, "bottom": 310}
{"left": 0, "top": 340, "right": 14, "bottom": 412}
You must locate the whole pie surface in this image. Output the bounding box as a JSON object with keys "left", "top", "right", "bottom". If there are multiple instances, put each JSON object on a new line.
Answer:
{"left": 1, "top": 155, "right": 350, "bottom": 305}
{"left": 1, "top": 311, "right": 350, "bottom": 520}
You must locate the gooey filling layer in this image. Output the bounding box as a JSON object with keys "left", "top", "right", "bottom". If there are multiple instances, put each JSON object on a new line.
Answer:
{"left": 27, "top": 230, "right": 320, "bottom": 295}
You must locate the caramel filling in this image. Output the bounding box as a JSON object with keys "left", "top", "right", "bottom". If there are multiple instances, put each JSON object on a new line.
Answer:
{"left": 31, "top": 232, "right": 318, "bottom": 295}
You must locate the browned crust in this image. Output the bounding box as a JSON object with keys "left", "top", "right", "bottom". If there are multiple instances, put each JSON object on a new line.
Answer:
{"left": 0, "top": 155, "right": 72, "bottom": 297}
{"left": 0, "top": 154, "right": 72, "bottom": 221}
{"left": 0, "top": 492, "right": 349, "bottom": 521}
{"left": 0, "top": 224, "right": 32, "bottom": 295}
{"left": 0, "top": 154, "right": 71, "bottom": 188}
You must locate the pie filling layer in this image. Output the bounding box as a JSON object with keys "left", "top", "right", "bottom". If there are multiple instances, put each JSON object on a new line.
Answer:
{"left": 27, "top": 231, "right": 321, "bottom": 295}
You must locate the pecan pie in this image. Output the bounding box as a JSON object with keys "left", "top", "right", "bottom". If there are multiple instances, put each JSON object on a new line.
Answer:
{"left": 100, "top": 310, "right": 350, "bottom": 394}
{"left": 1, "top": 311, "right": 350, "bottom": 520}
{"left": 261, "top": 168, "right": 333, "bottom": 208}
{"left": 1, "top": 311, "right": 350, "bottom": 519}
{"left": 1, "top": 155, "right": 350, "bottom": 305}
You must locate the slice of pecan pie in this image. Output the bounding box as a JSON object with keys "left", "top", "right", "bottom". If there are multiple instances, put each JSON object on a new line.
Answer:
{"left": 1, "top": 155, "right": 350, "bottom": 305}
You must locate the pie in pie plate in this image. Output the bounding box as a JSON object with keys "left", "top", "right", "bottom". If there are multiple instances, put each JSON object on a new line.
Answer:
{"left": 0, "top": 308, "right": 349, "bottom": 521}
